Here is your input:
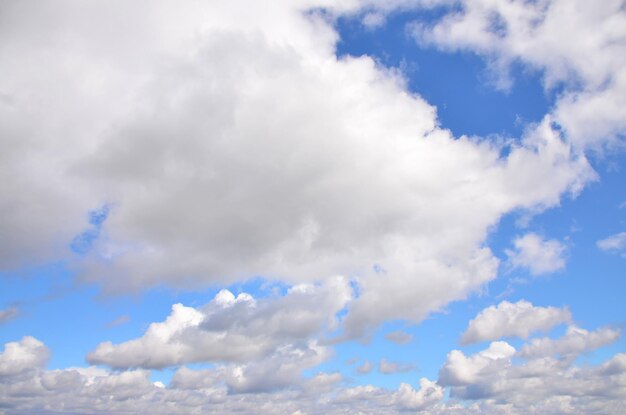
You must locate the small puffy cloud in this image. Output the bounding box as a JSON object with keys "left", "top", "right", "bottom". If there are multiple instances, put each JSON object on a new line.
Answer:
{"left": 460, "top": 300, "right": 571, "bottom": 344}
{"left": 506, "top": 233, "right": 567, "bottom": 276}
{"left": 392, "top": 378, "right": 444, "bottom": 411}
{"left": 520, "top": 325, "right": 621, "bottom": 359}
{"left": 88, "top": 277, "right": 351, "bottom": 369}
{"left": 0, "top": 306, "right": 18, "bottom": 324}
{"left": 438, "top": 341, "right": 516, "bottom": 386}
{"left": 597, "top": 232, "right": 626, "bottom": 256}
{"left": 378, "top": 358, "right": 413, "bottom": 374}
{"left": 384, "top": 330, "right": 413, "bottom": 345}
{"left": 0, "top": 336, "right": 49, "bottom": 377}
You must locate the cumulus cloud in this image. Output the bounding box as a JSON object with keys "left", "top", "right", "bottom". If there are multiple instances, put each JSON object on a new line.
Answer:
{"left": 409, "top": 0, "right": 626, "bottom": 150}
{"left": 0, "top": 0, "right": 595, "bottom": 340}
{"left": 0, "top": 336, "right": 49, "bottom": 377}
{"left": 3, "top": 333, "right": 626, "bottom": 414}
{"left": 437, "top": 329, "right": 626, "bottom": 412}
{"left": 520, "top": 325, "right": 621, "bottom": 359}
{"left": 88, "top": 277, "right": 351, "bottom": 369}
{"left": 460, "top": 300, "right": 571, "bottom": 344}
{"left": 506, "top": 233, "right": 567, "bottom": 276}
{"left": 597, "top": 232, "right": 626, "bottom": 256}
{"left": 393, "top": 378, "right": 444, "bottom": 411}
{"left": 439, "top": 341, "right": 516, "bottom": 386}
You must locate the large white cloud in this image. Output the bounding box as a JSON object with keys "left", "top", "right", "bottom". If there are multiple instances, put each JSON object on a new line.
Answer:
{"left": 460, "top": 300, "right": 571, "bottom": 344}
{"left": 0, "top": 0, "right": 596, "bottom": 338}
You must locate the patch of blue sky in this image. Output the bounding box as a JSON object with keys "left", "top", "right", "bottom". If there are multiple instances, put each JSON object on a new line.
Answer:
{"left": 70, "top": 204, "right": 111, "bottom": 255}
{"left": 335, "top": 10, "right": 552, "bottom": 139}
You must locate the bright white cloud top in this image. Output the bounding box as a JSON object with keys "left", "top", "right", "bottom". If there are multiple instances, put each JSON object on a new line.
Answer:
{"left": 0, "top": 0, "right": 624, "bottom": 414}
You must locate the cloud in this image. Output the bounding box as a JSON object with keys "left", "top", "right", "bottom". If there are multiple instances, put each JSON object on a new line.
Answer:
{"left": 438, "top": 341, "right": 516, "bottom": 386}
{"left": 520, "top": 325, "right": 621, "bottom": 359}
{"left": 597, "top": 232, "right": 626, "bottom": 256}
{"left": 0, "top": 306, "right": 18, "bottom": 324}
{"left": 506, "top": 233, "right": 567, "bottom": 276}
{"left": 87, "top": 277, "right": 351, "bottom": 369}
{"left": 356, "top": 360, "right": 373, "bottom": 374}
{"left": 0, "top": 336, "right": 49, "bottom": 377}
{"left": 408, "top": 0, "right": 626, "bottom": 150}
{"left": 384, "top": 330, "right": 413, "bottom": 345}
{"left": 392, "top": 378, "right": 444, "bottom": 411}
{"left": 0, "top": 0, "right": 595, "bottom": 340}
{"left": 437, "top": 328, "right": 626, "bottom": 411}
{"left": 379, "top": 358, "right": 414, "bottom": 374}
{"left": 460, "top": 300, "right": 571, "bottom": 344}
{"left": 105, "top": 314, "right": 130, "bottom": 328}
{"left": 3, "top": 330, "right": 626, "bottom": 414}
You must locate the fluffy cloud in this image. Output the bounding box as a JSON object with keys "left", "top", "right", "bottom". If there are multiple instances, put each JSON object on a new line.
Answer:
{"left": 0, "top": 0, "right": 595, "bottom": 339}
{"left": 393, "top": 378, "right": 444, "bottom": 411}
{"left": 438, "top": 341, "right": 516, "bottom": 386}
{"left": 88, "top": 277, "right": 350, "bottom": 369}
{"left": 409, "top": 0, "right": 626, "bottom": 150}
{"left": 460, "top": 300, "right": 571, "bottom": 344}
{"left": 0, "top": 336, "right": 49, "bottom": 377}
{"left": 438, "top": 330, "right": 626, "bottom": 413}
{"left": 520, "top": 325, "right": 621, "bottom": 359}
{"left": 506, "top": 233, "right": 567, "bottom": 275}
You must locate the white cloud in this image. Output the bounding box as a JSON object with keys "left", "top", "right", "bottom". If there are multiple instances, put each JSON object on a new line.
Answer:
{"left": 393, "top": 378, "right": 444, "bottom": 411}
{"left": 520, "top": 325, "right": 621, "bottom": 359}
{"left": 460, "top": 300, "right": 571, "bottom": 344}
{"left": 88, "top": 277, "right": 351, "bottom": 369}
{"left": 506, "top": 233, "right": 567, "bottom": 276}
{"left": 2, "top": 334, "right": 626, "bottom": 414}
{"left": 0, "top": 0, "right": 595, "bottom": 339}
{"left": 597, "top": 232, "right": 626, "bottom": 256}
{"left": 0, "top": 336, "right": 49, "bottom": 377}
{"left": 438, "top": 341, "right": 516, "bottom": 386}
{"left": 409, "top": 0, "right": 626, "bottom": 150}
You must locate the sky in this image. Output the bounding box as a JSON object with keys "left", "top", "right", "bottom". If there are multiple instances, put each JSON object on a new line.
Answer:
{"left": 0, "top": 1, "right": 625, "bottom": 414}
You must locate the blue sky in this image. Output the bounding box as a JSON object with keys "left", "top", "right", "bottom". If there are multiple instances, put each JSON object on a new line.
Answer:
{"left": 1, "top": 1, "right": 625, "bottom": 414}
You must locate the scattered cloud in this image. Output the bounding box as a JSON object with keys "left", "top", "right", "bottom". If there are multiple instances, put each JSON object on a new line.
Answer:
{"left": 384, "top": 330, "right": 413, "bottom": 345}
{"left": 597, "top": 232, "right": 626, "bottom": 256}
{"left": 356, "top": 360, "right": 373, "bottom": 374}
{"left": 520, "top": 325, "right": 621, "bottom": 359}
{"left": 105, "top": 314, "right": 130, "bottom": 328}
{"left": 506, "top": 233, "right": 567, "bottom": 276}
{"left": 379, "top": 358, "right": 414, "bottom": 374}
{"left": 460, "top": 300, "right": 571, "bottom": 344}
{"left": 408, "top": 0, "right": 626, "bottom": 150}
{"left": 0, "top": 306, "right": 18, "bottom": 324}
